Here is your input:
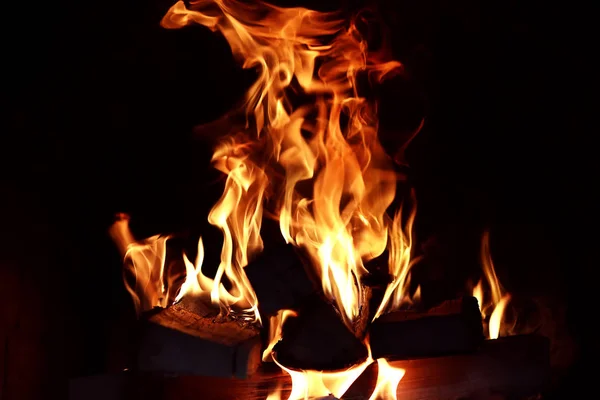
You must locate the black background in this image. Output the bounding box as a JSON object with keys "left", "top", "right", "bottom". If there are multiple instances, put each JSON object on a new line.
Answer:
{"left": 3, "top": 0, "right": 593, "bottom": 397}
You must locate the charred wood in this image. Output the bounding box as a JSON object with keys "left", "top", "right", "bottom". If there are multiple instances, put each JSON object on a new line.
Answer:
{"left": 137, "top": 304, "right": 261, "bottom": 378}
{"left": 370, "top": 296, "right": 484, "bottom": 360}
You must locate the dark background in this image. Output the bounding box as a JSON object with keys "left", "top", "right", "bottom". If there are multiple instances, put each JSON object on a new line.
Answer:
{"left": 2, "top": 0, "right": 593, "bottom": 398}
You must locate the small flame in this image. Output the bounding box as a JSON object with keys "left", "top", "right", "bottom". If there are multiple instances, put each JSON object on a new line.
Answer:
{"left": 373, "top": 200, "right": 417, "bottom": 320}
{"left": 206, "top": 139, "right": 266, "bottom": 322}
{"left": 110, "top": 215, "right": 261, "bottom": 322}
{"left": 263, "top": 309, "right": 298, "bottom": 362}
{"left": 473, "top": 230, "right": 512, "bottom": 339}
{"left": 266, "top": 339, "right": 404, "bottom": 399}
{"left": 109, "top": 214, "right": 172, "bottom": 313}
{"left": 488, "top": 294, "right": 511, "bottom": 340}
{"left": 368, "top": 358, "right": 405, "bottom": 400}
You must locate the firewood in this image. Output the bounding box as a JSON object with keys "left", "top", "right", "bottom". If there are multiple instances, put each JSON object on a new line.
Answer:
{"left": 390, "top": 334, "right": 550, "bottom": 400}
{"left": 369, "top": 296, "right": 484, "bottom": 360}
{"left": 70, "top": 334, "right": 550, "bottom": 400}
{"left": 273, "top": 293, "right": 370, "bottom": 371}
{"left": 137, "top": 304, "right": 262, "bottom": 378}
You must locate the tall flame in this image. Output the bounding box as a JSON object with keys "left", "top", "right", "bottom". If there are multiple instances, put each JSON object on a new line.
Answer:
{"left": 473, "top": 230, "right": 511, "bottom": 339}
{"left": 161, "top": 0, "right": 411, "bottom": 330}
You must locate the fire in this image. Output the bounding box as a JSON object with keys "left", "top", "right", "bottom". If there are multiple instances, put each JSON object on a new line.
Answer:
{"left": 263, "top": 309, "right": 298, "bottom": 362}
{"left": 473, "top": 230, "right": 512, "bottom": 339}
{"left": 272, "top": 357, "right": 371, "bottom": 400}
{"left": 264, "top": 309, "right": 403, "bottom": 400}
{"left": 104, "top": 0, "right": 545, "bottom": 396}
{"left": 373, "top": 199, "right": 418, "bottom": 320}
{"left": 161, "top": 0, "right": 410, "bottom": 331}
{"left": 110, "top": 214, "right": 261, "bottom": 321}
{"left": 109, "top": 214, "right": 172, "bottom": 313}
{"left": 114, "top": 0, "right": 416, "bottom": 397}
{"left": 267, "top": 355, "right": 404, "bottom": 399}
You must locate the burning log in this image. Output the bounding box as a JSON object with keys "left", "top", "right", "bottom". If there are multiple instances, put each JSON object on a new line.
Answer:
{"left": 272, "top": 292, "right": 371, "bottom": 371}
{"left": 370, "top": 296, "right": 484, "bottom": 360}
{"left": 137, "top": 302, "right": 262, "bottom": 378}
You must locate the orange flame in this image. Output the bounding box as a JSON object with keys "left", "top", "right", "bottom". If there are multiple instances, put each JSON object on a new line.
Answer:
{"left": 114, "top": 3, "right": 418, "bottom": 396}
{"left": 373, "top": 199, "right": 417, "bottom": 320}
{"left": 368, "top": 358, "right": 405, "bottom": 400}
{"left": 272, "top": 354, "right": 372, "bottom": 400}
{"left": 109, "top": 214, "right": 173, "bottom": 313}
{"left": 110, "top": 214, "right": 261, "bottom": 321}
{"left": 473, "top": 230, "right": 511, "bottom": 339}
{"left": 267, "top": 353, "right": 406, "bottom": 399}
{"left": 263, "top": 309, "right": 298, "bottom": 362}
{"left": 161, "top": 0, "right": 412, "bottom": 331}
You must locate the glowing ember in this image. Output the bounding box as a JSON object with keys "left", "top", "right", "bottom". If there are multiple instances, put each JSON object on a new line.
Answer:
{"left": 473, "top": 230, "right": 512, "bottom": 339}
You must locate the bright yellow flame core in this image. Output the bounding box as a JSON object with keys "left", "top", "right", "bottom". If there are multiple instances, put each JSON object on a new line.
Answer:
{"left": 474, "top": 231, "right": 512, "bottom": 339}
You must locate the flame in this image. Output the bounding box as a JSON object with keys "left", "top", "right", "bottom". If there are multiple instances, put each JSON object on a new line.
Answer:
{"left": 473, "top": 230, "right": 512, "bottom": 339}
{"left": 263, "top": 309, "right": 298, "bottom": 362}
{"left": 373, "top": 200, "right": 417, "bottom": 320}
{"left": 488, "top": 294, "right": 510, "bottom": 340}
{"left": 109, "top": 214, "right": 171, "bottom": 313}
{"left": 267, "top": 338, "right": 375, "bottom": 399}
{"left": 268, "top": 354, "right": 406, "bottom": 399}
{"left": 110, "top": 215, "right": 261, "bottom": 321}
{"left": 206, "top": 138, "right": 267, "bottom": 322}
{"left": 368, "top": 358, "right": 405, "bottom": 400}
{"left": 117, "top": 1, "right": 418, "bottom": 395}
{"left": 266, "top": 338, "right": 404, "bottom": 399}
{"left": 266, "top": 384, "right": 284, "bottom": 400}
